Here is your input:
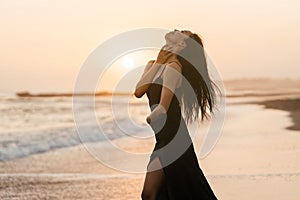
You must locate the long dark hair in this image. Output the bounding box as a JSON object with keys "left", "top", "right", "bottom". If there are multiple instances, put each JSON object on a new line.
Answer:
{"left": 177, "top": 32, "right": 222, "bottom": 125}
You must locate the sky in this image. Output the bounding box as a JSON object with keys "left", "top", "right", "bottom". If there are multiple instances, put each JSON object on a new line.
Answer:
{"left": 0, "top": 0, "right": 299, "bottom": 93}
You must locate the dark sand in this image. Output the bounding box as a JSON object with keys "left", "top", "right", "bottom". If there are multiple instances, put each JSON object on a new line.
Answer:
{"left": 0, "top": 175, "right": 143, "bottom": 200}
{"left": 1, "top": 78, "right": 299, "bottom": 199}
{"left": 245, "top": 98, "right": 300, "bottom": 131}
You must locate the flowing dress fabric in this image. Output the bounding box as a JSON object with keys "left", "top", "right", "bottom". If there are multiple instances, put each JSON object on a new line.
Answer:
{"left": 146, "top": 63, "right": 218, "bottom": 200}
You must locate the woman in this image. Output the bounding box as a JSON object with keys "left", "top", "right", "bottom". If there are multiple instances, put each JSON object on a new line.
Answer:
{"left": 135, "top": 29, "right": 221, "bottom": 200}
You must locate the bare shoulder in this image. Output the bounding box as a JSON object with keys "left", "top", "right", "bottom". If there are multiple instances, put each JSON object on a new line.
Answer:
{"left": 144, "top": 60, "right": 156, "bottom": 71}
{"left": 147, "top": 60, "right": 155, "bottom": 65}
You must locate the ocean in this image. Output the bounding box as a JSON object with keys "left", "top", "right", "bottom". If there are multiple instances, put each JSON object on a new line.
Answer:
{"left": 1, "top": 79, "right": 300, "bottom": 199}
{"left": 0, "top": 95, "right": 152, "bottom": 161}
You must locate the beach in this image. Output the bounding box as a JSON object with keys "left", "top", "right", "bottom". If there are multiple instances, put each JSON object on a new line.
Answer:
{"left": 0, "top": 78, "right": 300, "bottom": 199}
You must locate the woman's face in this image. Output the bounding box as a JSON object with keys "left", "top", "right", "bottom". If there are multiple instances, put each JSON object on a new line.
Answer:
{"left": 165, "top": 29, "right": 192, "bottom": 51}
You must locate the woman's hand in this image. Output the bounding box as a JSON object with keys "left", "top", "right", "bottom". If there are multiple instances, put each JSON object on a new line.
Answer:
{"left": 156, "top": 46, "right": 174, "bottom": 64}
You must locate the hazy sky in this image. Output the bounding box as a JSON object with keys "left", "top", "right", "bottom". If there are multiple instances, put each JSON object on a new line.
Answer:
{"left": 0, "top": 0, "right": 299, "bottom": 93}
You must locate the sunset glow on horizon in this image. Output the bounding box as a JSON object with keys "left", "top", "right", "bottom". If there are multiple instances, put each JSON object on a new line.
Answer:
{"left": 0, "top": 0, "right": 299, "bottom": 93}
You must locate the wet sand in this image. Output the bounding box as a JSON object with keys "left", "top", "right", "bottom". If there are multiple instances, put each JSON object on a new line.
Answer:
{"left": 1, "top": 98, "right": 300, "bottom": 199}
{"left": 248, "top": 98, "right": 300, "bottom": 131}
{"left": 1, "top": 78, "right": 300, "bottom": 199}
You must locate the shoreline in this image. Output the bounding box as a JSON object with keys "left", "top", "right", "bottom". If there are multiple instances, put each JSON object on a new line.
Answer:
{"left": 15, "top": 91, "right": 132, "bottom": 97}
{"left": 243, "top": 98, "right": 300, "bottom": 131}
{"left": 10, "top": 77, "right": 300, "bottom": 98}
{"left": 1, "top": 90, "right": 300, "bottom": 199}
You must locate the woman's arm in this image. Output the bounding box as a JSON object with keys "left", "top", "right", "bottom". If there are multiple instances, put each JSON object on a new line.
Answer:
{"left": 146, "top": 62, "right": 182, "bottom": 123}
{"left": 134, "top": 46, "right": 174, "bottom": 98}
{"left": 134, "top": 60, "right": 158, "bottom": 98}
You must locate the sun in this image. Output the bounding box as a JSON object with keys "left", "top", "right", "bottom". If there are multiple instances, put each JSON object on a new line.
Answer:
{"left": 122, "top": 56, "right": 134, "bottom": 69}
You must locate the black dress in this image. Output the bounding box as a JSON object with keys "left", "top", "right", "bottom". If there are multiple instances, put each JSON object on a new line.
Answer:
{"left": 146, "top": 64, "right": 218, "bottom": 200}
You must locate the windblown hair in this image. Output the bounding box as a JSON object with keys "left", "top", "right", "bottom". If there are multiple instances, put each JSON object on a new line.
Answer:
{"left": 177, "top": 32, "right": 222, "bottom": 125}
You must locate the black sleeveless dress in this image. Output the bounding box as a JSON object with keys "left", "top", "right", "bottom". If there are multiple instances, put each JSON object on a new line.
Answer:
{"left": 146, "top": 63, "right": 218, "bottom": 200}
